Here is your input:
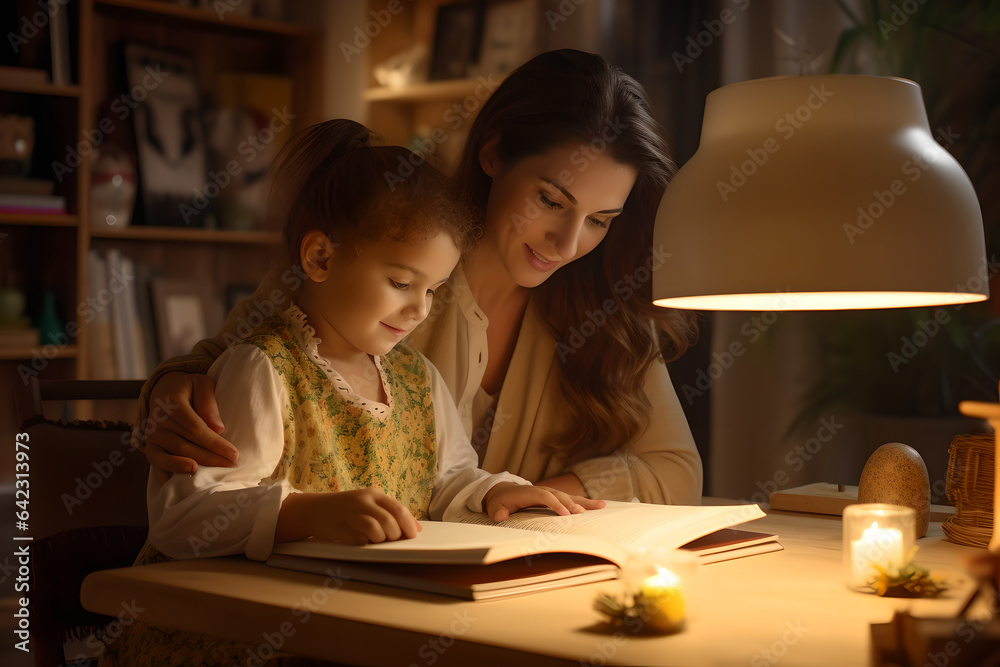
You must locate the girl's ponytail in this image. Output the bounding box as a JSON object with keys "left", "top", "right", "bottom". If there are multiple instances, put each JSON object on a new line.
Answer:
{"left": 268, "top": 119, "right": 470, "bottom": 271}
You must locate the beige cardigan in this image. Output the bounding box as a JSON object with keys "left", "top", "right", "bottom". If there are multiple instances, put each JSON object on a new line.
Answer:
{"left": 134, "top": 265, "right": 703, "bottom": 505}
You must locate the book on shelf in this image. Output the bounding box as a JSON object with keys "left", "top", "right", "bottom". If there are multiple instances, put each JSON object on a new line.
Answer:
{"left": 0, "top": 192, "right": 66, "bottom": 214}
{"left": 97, "top": 248, "right": 134, "bottom": 380}
{"left": 0, "top": 176, "right": 56, "bottom": 196}
{"left": 267, "top": 500, "right": 772, "bottom": 600}
{"left": 120, "top": 256, "right": 148, "bottom": 378}
{"left": 87, "top": 250, "right": 117, "bottom": 380}
{"left": 47, "top": 0, "right": 71, "bottom": 86}
{"left": 132, "top": 261, "right": 162, "bottom": 370}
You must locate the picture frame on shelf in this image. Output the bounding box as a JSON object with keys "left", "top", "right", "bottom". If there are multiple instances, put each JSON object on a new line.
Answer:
{"left": 151, "top": 278, "right": 209, "bottom": 361}
{"left": 478, "top": 0, "right": 538, "bottom": 77}
{"left": 124, "top": 42, "right": 210, "bottom": 228}
{"left": 429, "top": 2, "right": 484, "bottom": 81}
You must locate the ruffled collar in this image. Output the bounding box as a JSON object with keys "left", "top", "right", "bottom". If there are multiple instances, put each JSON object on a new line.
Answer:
{"left": 284, "top": 304, "right": 393, "bottom": 420}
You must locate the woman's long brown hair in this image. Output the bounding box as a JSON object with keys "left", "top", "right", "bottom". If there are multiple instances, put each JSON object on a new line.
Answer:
{"left": 453, "top": 50, "right": 698, "bottom": 461}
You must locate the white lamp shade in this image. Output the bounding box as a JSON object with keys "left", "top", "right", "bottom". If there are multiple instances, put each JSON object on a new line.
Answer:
{"left": 653, "top": 75, "right": 988, "bottom": 311}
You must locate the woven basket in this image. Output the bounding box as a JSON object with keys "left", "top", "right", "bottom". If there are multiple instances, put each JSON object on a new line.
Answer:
{"left": 943, "top": 432, "right": 995, "bottom": 547}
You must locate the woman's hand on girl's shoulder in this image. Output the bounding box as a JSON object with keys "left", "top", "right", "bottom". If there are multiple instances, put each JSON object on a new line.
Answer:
{"left": 482, "top": 482, "right": 605, "bottom": 522}
{"left": 142, "top": 371, "right": 240, "bottom": 474}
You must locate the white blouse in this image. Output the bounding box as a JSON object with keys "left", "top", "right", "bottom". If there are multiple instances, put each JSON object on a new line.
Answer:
{"left": 146, "top": 307, "right": 529, "bottom": 561}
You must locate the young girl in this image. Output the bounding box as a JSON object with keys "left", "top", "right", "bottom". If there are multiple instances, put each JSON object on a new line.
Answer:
{"left": 107, "top": 120, "right": 601, "bottom": 667}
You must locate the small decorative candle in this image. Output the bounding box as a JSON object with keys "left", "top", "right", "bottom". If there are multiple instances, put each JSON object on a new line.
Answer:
{"left": 637, "top": 567, "right": 686, "bottom": 633}
{"left": 843, "top": 504, "right": 916, "bottom": 591}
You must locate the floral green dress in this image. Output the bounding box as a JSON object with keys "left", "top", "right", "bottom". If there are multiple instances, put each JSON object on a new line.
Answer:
{"left": 102, "top": 309, "right": 437, "bottom": 666}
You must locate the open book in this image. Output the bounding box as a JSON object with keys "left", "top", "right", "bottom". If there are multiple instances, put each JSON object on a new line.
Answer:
{"left": 267, "top": 501, "right": 773, "bottom": 599}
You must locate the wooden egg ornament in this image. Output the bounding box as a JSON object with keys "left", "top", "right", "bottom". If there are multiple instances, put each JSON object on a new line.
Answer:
{"left": 857, "top": 443, "right": 930, "bottom": 538}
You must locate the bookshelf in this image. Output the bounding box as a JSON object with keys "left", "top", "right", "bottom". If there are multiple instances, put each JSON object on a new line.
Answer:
{"left": 0, "top": 0, "right": 323, "bottom": 433}
{"left": 362, "top": 0, "right": 541, "bottom": 174}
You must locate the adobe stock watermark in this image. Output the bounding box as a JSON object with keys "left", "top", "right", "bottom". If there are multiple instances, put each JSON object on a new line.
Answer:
{"left": 877, "top": 0, "right": 930, "bottom": 40}
{"left": 383, "top": 74, "right": 501, "bottom": 190}
{"left": 243, "top": 566, "right": 348, "bottom": 666}
{"left": 7, "top": 0, "right": 70, "bottom": 54}
{"left": 556, "top": 245, "right": 672, "bottom": 363}
{"left": 51, "top": 64, "right": 171, "bottom": 183}
{"left": 742, "top": 416, "right": 845, "bottom": 506}
{"left": 405, "top": 610, "right": 477, "bottom": 667}
{"left": 509, "top": 116, "right": 627, "bottom": 235}
{"left": 545, "top": 0, "right": 588, "bottom": 30}
{"left": 672, "top": 0, "right": 751, "bottom": 73}
{"left": 886, "top": 255, "right": 1000, "bottom": 373}
{"left": 75, "top": 599, "right": 145, "bottom": 662}
{"left": 60, "top": 445, "right": 137, "bottom": 516}
{"left": 211, "top": 0, "right": 252, "bottom": 21}
{"left": 716, "top": 83, "right": 834, "bottom": 202}
{"left": 923, "top": 590, "right": 999, "bottom": 667}
{"left": 340, "top": 0, "right": 413, "bottom": 63}
{"left": 17, "top": 261, "right": 137, "bottom": 384}
{"left": 843, "top": 126, "right": 959, "bottom": 244}
{"left": 750, "top": 620, "right": 810, "bottom": 666}
{"left": 681, "top": 290, "right": 795, "bottom": 405}
{"left": 179, "top": 106, "right": 296, "bottom": 224}
{"left": 187, "top": 488, "right": 271, "bottom": 557}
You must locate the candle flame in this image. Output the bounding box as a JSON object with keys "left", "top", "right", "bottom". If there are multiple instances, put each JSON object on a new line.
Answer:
{"left": 871, "top": 521, "right": 879, "bottom": 530}
{"left": 649, "top": 567, "right": 681, "bottom": 587}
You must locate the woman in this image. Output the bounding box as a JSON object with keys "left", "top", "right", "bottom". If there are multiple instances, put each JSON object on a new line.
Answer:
{"left": 137, "top": 49, "right": 702, "bottom": 504}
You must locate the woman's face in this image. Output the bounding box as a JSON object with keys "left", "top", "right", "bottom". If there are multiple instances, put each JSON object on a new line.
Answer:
{"left": 480, "top": 139, "right": 638, "bottom": 289}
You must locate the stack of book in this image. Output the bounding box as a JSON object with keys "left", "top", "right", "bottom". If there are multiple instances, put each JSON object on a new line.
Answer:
{"left": 268, "top": 501, "right": 782, "bottom": 600}
{"left": 0, "top": 177, "right": 65, "bottom": 214}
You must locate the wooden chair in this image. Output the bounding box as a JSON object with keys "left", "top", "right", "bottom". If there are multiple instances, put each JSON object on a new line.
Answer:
{"left": 15, "top": 378, "right": 150, "bottom": 667}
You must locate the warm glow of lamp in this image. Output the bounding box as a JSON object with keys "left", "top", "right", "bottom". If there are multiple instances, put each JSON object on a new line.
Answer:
{"left": 653, "top": 75, "right": 988, "bottom": 311}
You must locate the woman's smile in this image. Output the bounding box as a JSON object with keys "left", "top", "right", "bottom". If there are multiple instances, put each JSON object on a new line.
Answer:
{"left": 524, "top": 243, "right": 559, "bottom": 272}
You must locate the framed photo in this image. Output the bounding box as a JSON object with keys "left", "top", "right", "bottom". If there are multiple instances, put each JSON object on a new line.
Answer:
{"left": 124, "top": 43, "right": 209, "bottom": 227}
{"left": 478, "top": 0, "right": 538, "bottom": 77}
{"left": 151, "top": 278, "right": 209, "bottom": 360}
{"left": 429, "top": 2, "right": 484, "bottom": 80}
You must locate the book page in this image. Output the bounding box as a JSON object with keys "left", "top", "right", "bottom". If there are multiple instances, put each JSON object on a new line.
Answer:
{"left": 270, "top": 520, "right": 629, "bottom": 566}
{"left": 454, "top": 501, "right": 765, "bottom": 551}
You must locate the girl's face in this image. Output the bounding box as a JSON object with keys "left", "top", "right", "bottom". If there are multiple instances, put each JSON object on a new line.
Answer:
{"left": 302, "top": 230, "right": 461, "bottom": 360}
{"left": 480, "top": 139, "right": 638, "bottom": 288}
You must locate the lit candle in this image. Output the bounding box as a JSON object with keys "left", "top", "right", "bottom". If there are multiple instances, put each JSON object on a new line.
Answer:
{"left": 851, "top": 521, "right": 904, "bottom": 585}
{"left": 637, "top": 567, "right": 685, "bottom": 633}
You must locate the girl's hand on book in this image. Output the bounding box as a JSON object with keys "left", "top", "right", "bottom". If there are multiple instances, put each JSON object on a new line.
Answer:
{"left": 483, "top": 482, "right": 606, "bottom": 522}
{"left": 278, "top": 489, "right": 422, "bottom": 546}
{"left": 143, "top": 371, "right": 240, "bottom": 474}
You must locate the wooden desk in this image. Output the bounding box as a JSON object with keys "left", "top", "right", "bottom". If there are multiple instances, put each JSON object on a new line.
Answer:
{"left": 82, "top": 510, "right": 981, "bottom": 666}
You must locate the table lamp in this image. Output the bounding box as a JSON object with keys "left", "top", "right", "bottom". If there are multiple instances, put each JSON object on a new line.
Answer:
{"left": 653, "top": 75, "right": 987, "bottom": 311}
{"left": 652, "top": 74, "right": 992, "bottom": 546}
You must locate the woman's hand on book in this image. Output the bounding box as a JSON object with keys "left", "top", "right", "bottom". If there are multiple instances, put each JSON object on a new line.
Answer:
{"left": 277, "top": 488, "right": 422, "bottom": 546}
{"left": 143, "top": 371, "right": 240, "bottom": 474}
{"left": 482, "top": 482, "right": 606, "bottom": 522}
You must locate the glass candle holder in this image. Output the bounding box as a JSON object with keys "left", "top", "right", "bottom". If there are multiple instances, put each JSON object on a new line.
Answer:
{"left": 843, "top": 503, "right": 916, "bottom": 591}
{"left": 623, "top": 547, "right": 696, "bottom": 633}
